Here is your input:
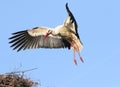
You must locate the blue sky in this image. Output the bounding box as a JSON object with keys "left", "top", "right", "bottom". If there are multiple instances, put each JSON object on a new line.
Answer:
{"left": 1, "top": 0, "right": 120, "bottom": 87}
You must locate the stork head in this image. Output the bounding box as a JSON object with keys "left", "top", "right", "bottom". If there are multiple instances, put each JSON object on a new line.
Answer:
{"left": 44, "top": 30, "right": 52, "bottom": 39}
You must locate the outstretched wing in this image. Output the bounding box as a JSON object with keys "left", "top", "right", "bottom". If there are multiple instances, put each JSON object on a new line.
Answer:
{"left": 9, "top": 27, "right": 70, "bottom": 52}
{"left": 64, "top": 3, "right": 79, "bottom": 39}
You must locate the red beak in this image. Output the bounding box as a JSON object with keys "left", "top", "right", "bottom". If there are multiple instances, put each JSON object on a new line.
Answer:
{"left": 44, "top": 32, "right": 49, "bottom": 39}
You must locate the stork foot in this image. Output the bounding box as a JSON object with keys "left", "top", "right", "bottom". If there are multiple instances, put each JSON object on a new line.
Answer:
{"left": 74, "top": 58, "right": 77, "bottom": 65}
{"left": 80, "top": 56, "right": 84, "bottom": 63}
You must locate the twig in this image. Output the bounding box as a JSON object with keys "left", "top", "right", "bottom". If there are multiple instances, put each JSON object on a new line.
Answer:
{"left": 5, "top": 67, "right": 39, "bottom": 75}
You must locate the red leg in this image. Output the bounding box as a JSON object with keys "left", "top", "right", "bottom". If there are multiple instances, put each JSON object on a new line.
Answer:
{"left": 67, "top": 40, "right": 78, "bottom": 51}
{"left": 77, "top": 52, "right": 84, "bottom": 63}
{"left": 73, "top": 49, "right": 77, "bottom": 65}
{"left": 72, "top": 42, "right": 84, "bottom": 63}
{"left": 68, "top": 40, "right": 77, "bottom": 65}
{"left": 67, "top": 40, "right": 83, "bottom": 65}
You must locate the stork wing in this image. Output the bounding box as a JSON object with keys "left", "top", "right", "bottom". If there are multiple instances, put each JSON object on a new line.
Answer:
{"left": 9, "top": 27, "right": 70, "bottom": 52}
{"left": 64, "top": 3, "right": 79, "bottom": 39}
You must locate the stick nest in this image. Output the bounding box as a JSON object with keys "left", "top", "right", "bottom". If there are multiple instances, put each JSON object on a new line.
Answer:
{"left": 0, "top": 72, "right": 38, "bottom": 87}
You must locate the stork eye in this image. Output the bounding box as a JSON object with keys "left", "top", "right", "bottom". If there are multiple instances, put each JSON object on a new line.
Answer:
{"left": 48, "top": 30, "right": 52, "bottom": 33}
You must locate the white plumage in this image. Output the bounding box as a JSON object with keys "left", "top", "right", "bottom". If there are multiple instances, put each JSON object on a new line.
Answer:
{"left": 9, "top": 3, "right": 83, "bottom": 65}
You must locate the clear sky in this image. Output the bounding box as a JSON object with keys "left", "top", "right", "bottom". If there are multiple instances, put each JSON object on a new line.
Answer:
{"left": 0, "top": 0, "right": 120, "bottom": 87}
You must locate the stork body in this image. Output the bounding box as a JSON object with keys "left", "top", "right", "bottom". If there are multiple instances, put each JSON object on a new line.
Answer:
{"left": 9, "top": 3, "right": 83, "bottom": 65}
{"left": 49, "top": 25, "right": 83, "bottom": 51}
{"left": 44, "top": 24, "right": 83, "bottom": 64}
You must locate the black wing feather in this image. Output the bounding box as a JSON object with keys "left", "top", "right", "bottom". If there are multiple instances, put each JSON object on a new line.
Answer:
{"left": 65, "top": 3, "right": 80, "bottom": 39}
{"left": 9, "top": 30, "right": 70, "bottom": 51}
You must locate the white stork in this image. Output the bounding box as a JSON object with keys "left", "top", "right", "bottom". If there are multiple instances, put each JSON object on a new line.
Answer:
{"left": 9, "top": 3, "right": 83, "bottom": 65}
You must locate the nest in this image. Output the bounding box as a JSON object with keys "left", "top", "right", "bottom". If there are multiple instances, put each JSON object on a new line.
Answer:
{"left": 0, "top": 72, "right": 38, "bottom": 87}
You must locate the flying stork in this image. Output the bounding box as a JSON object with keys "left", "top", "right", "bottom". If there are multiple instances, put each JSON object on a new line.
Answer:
{"left": 9, "top": 3, "right": 83, "bottom": 65}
